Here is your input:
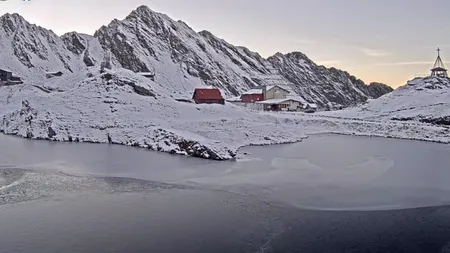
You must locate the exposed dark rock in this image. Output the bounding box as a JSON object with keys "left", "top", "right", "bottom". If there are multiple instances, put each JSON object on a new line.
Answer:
{"left": 129, "top": 83, "right": 156, "bottom": 97}
{"left": 268, "top": 52, "right": 392, "bottom": 108}
{"left": 177, "top": 140, "right": 223, "bottom": 160}
{"left": 420, "top": 117, "right": 450, "bottom": 126}
{"left": 48, "top": 127, "right": 56, "bottom": 138}
{"left": 83, "top": 53, "right": 96, "bottom": 67}
{"left": 392, "top": 116, "right": 450, "bottom": 126}
{"left": 2, "top": 8, "right": 391, "bottom": 108}
{"left": 366, "top": 82, "right": 394, "bottom": 98}
{"left": 61, "top": 32, "right": 86, "bottom": 55}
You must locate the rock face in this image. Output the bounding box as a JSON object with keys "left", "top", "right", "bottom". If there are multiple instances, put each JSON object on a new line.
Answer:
{"left": 0, "top": 13, "right": 76, "bottom": 77}
{"left": 366, "top": 82, "right": 394, "bottom": 99}
{"left": 61, "top": 32, "right": 103, "bottom": 67}
{"left": 267, "top": 52, "right": 393, "bottom": 107}
{"left": 0, "top": 6, "right": 391, "bottom": 108}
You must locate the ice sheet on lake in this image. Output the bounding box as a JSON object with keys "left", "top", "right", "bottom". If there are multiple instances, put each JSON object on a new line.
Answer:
{"left": 188, "top": 156, "right": 394, "bottom": 187}
{"left": 0, "top": 168, "right": 189, "bottom": 205}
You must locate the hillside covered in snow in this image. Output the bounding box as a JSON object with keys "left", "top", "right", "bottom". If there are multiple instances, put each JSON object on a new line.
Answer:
{"left": 0, "top": 6, "right": 391, "bottom": 108}
{"left": 325, "top": 77, "right": 450, "bottom": 126}
{"left": 4, "top": 6, "right": 447, "bottom": 160}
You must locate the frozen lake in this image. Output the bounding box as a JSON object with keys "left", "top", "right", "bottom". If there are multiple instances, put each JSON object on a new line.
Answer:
{"left": 1, "top": 133, "right": 450, "bottom": 252}
{"left": 1, "top": 133, "right": 450, "bottom": 210}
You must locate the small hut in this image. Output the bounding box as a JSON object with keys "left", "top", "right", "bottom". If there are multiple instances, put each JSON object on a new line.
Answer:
{"left": 192, "top": 88, "right": 225, "bottom": 105}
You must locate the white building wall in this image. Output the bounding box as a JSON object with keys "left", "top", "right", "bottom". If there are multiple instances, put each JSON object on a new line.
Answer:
{"left": 265, "top": 87, "right": 289, "bottom": 100}
{"left": 227, "top": 101, "right": 264, "bottom": 111}
{"left": 287, "top": 101, "right": 301, "bottom": 111}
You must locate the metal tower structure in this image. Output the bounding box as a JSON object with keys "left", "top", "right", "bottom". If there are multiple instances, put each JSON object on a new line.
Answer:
{"left": 431, "top": 47, "right": 448, "bottom": 78}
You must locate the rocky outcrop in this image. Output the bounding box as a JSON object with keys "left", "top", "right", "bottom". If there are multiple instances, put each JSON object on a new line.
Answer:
{"left": 366, "top": 82, "right": 394, "bottom": 98}
{"left": 0, "top": 13, "right": 76, "bottom": 73}
{"left": 100, "top": 70, "right": 157, "bottom": 97}
{"left": 0, "top": 100, "right": 53, "bottom": 139}
{"left": 0, "top": 6, "right": 391, "bottom": 109}
{"left": 267, "top": 52, "right": 392, "bottom": 108}
{"left": 92, "top": 5, "right": 391, "bottom": 106}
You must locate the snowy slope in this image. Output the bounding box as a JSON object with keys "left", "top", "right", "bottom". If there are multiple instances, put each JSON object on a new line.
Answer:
{"left": 0, "top": 68, "right": 309, "bottom": 160}
{"left": 92, "top": 5, "right": 391, "bottom": 106}
{"left": 93, "top": 6, "right": 283, "bottom": 98}
{"left": 268, "top": 52, "right": 393, "bottom": 108}
{"left": 0, "top": 13, "right": 88, "bottom": 81}
{"left": 0, "top": 6, "right": 391, "bottom": 107}
{"left": 6, "top": 7, "right": 447, "bottom": 161}
{"left": 0, "top": 67, "right": 447, "bottom": 160}
{"left": 323, "top": 77, "right": 450, "bottom": 126}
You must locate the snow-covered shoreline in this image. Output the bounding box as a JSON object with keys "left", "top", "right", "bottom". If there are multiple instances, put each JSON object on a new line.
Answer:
{"left": 1, "top": 81, "right": 448, "bottom": 161}
{"left": 0, "top": 6, "right": 403, "bottom": 160}
{"left": 0, "top": 69, "right": 311, "bottom": 160}
{"left": 1, "top": 69, "right": 449, "bottom": 161}
{"left": 1, "top": 107, "right": 448, "bottom": 161}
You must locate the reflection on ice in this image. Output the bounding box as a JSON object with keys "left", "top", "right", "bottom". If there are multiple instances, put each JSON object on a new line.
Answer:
{"left": 1, "top": 133, "right": 450, "bottom": 211}
{"left": 0, "top": 168, "right": 188, "bottom": 205}
{"left": 271, "top": 156, "right": 394, "bottom": 184}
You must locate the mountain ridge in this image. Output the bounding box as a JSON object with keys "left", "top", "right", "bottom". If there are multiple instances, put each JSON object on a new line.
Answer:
{"left": 0, "top": 5, "right": 392, "bottom": 108}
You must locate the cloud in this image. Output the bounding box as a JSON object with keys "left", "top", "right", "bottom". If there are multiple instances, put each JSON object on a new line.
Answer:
{"left": 359, "top": 48, "right": 390, "bottom": 57}
{"left": 375, "top": 61, "right": 450, "bottom": 66}
{"left": 317, "top": 60, "right": 342, "bottom": 66}
{"left": 279, "top": 38, "right": 316, "bottom": 44}
{"left": 376, "top": 61, "right": 432, "bottom": 66}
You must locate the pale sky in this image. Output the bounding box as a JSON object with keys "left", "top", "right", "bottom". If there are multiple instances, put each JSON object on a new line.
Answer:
{"left": 1, "top": 0, "right": 449, "bottom": 88}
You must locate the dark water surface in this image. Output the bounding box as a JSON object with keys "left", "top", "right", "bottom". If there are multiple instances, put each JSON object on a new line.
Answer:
{"left": 1, "top": 134, "right": 450, "bottom": 253}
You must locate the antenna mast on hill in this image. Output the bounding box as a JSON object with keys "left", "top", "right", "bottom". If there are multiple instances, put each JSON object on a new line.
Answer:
{"left": 431, "top": 47, "right": 448, "bottom": 78}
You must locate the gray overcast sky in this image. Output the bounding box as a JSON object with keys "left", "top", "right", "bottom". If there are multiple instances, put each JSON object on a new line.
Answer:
{"left": 1, "top": 0, "right": 449, "bottom": 87}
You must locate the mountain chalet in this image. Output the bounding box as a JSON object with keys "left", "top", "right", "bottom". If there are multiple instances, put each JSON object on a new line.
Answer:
{"left": 0, "top": 69, "right": 23, "bottom": 86}
{"left": 228, "top": 85, "right": 317, "bottom": 112}
{"left": 192, "top": 88, "right": 225, "bottom": 105}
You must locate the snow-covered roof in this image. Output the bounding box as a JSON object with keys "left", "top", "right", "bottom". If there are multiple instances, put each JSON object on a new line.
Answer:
{"left": 242, "top": 89, "right": 263, "bottom": 95}
{"left": 193, "top": 88, "right": 224, "bottom": 100}
{"left": 136, "top": 72, "right": 155, "bottom": 76}
{"left": 257, "top": 98, "right": 305, "bottom": 104}
{"left": 266, "top": 85, "right": 291, "bottom": 93}
{"left": 303, "top": 103, "right": 318, "bottom": 109}
{"left": 226, "top": 96, "right": 242, "bottom": 102}
{"left": 286, "top": 95, "right": 307, "bottom": 104}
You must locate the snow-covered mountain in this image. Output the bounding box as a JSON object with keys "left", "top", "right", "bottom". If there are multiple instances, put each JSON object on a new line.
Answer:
{"left": 2, "top": 6, "right": 425, "bottom": 160}
{"left": 324, "top": 76, "right": 450, "bottom": 126}
{"left": 268, "top": 52, "right": 393, "bottom": 107}
{"left": 0, "top": 13, "right": 77, "bottom": 79}
{"left": 0, "top": 6, "right": 392, "bottom": 107}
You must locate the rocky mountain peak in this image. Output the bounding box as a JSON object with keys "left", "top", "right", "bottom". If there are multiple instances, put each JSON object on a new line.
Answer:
{"left": 1, "top": 13, "right": 39, "bottom": 35}
{"left": 133, "top": 5, "right": 158, "bottom": 16}
{"left": 61, "top": 32, "right": 86, "bottom": 55}
{"left": 1, "top": 13, "right": 25, "bottom": 26}
{"left": 0, "top": 12, "right": 77, "bottom": 72}
{"left": 0, "top": 5, "right": 392, "bottom": 107}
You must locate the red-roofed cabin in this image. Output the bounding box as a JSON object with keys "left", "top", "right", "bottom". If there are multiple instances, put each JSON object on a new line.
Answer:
{"left": 241, "top": 89, "right": 264, "bottom": 103}
{"left": 192, "top": 88, "right": 225, "bottom": 105}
